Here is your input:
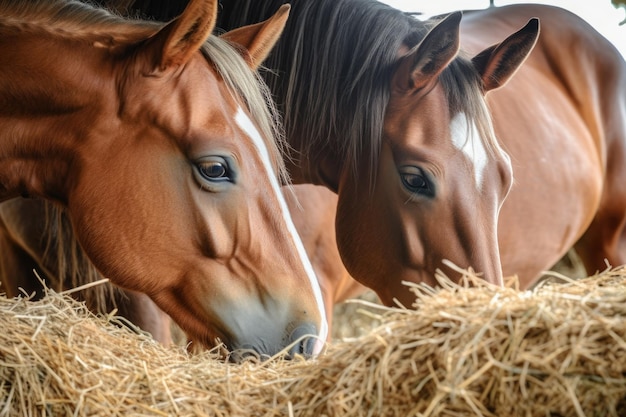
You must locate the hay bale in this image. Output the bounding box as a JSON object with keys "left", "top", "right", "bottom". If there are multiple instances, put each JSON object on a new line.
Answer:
{"left": 1, "top": 268, "right": 625, "bottom": 416}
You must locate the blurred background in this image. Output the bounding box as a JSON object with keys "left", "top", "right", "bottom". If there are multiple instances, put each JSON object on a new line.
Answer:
{"left": 381, "top": 0, "right": 626, "bottom": 58}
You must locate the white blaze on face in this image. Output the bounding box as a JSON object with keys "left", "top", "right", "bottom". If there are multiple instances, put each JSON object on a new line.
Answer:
{"left": 235, "top": 107, "right": 329, "bottom": 351}
{"left": 450, "top": 113, "right": 488, "bottom": 189}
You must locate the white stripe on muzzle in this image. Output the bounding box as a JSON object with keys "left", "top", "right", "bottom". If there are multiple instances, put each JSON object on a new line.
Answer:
{"left": 235, "top": 107, "right": 328, "bottom": 352}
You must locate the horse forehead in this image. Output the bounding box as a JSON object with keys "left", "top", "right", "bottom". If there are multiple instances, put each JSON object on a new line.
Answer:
{"left": 234, "top": 109, "right": 265, "bottom": 154}
{"left": 125, "top": 66, "right": 239, "bottom": 140}
{"left": 449, "top": 112, "right": 489, "bottom": 189}
{"left": 231, "top": 108, "right": 276, "bottom": 168}
{"left": 386, "top": 86, "right": 451, "bottom": 146}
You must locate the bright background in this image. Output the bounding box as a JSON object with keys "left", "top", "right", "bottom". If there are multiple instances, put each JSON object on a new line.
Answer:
{"left": 381, "top": 0, "right": 626, "bottom": 58}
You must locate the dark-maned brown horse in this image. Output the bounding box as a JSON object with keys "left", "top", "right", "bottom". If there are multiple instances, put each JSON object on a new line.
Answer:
{"left": 0, "top": 0, "right": 329, "bottom": 357}
{"left": 218, "top": 1, "right": 626, "bottom": 308}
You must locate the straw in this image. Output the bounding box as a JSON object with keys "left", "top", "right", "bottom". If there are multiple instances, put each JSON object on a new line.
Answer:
{"left": 1, "top": 267, "right": 625, "bottom": 416}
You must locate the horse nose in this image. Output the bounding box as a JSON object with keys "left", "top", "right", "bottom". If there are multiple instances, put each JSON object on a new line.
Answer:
{"left": 287, "top": 323, "right": 319, "bottom": 357}
{"left": 227, "top": 321, "right": 323, "bottom": 362}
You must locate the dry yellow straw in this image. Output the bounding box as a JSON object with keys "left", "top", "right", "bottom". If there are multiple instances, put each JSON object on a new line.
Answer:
{"left": 1, "top": 267, "right": 625, "bottom": 416}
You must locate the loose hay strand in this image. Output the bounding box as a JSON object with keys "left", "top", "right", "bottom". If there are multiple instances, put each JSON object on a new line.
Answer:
{"left": 1, "top": 269, "right": 626, "bottom": 416}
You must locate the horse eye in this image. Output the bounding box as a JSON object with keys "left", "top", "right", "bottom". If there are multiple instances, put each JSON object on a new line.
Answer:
{"left": 197, "top": 160, "right": 229, "bottom": 181}
{"left": 400, "top": 170, "right": 434, "bottom": 197}
{"left": 402, "top": 173, "right": 427, "bottom": 190}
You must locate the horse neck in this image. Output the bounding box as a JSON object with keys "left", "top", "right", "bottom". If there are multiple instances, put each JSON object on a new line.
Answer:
{"left": 0, "top": 32, "right": 113, "bottom": 202}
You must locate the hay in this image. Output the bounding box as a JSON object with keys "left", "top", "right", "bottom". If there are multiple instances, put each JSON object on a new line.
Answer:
{"left": 1, "top": 268, "right": 625, "bottom": 416}
{"left": 331, "top": 290, "right": 382, "bottom": 340}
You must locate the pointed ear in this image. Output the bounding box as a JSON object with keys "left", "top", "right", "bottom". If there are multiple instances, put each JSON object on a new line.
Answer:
{"left": 143, "top": 0, "right": 218, "bottom": 71}
{"left": 472, "top": 18, "right": 539, "bottom": 92}
{"left": 220, "top": 4, "right": 290, "bottom": 69}
{"left": 395, "top": 11, "right": 462, "bottom": 92}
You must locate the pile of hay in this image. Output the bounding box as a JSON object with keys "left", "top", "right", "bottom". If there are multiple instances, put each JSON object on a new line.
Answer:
{"left": 1, "top": 268, "right": 625, "bottom": 416}
{"left": 331, "top": 289, "right": 382, "bottom": 340}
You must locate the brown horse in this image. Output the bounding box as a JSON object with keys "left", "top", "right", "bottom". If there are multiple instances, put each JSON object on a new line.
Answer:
{"left": 218, "top": 1, "right": 626, "bottom": 308}
{"left": 0, "top": 0, "right": 328, "bottom": 357}
{"left": 284, "top": 185, "right": 367, "bottom": 328}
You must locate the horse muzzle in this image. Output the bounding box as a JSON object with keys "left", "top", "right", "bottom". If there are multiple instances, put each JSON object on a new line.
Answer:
{"left": 227, "top": 321, "right": 323, "bottom": 362}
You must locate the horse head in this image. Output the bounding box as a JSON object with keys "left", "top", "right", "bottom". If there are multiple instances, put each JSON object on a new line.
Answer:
{"left": 335, "top": 13, "right": 539, "bottom": 306}
{"left": 0, "top": 0, "right": 326, "bottom": 357}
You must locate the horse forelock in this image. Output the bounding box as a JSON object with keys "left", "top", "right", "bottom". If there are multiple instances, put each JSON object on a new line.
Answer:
{"left": 439, "top": 56, "right": 502, "bottom": 160}
{"left": 284, "top": 1, "right": 424, "bottom": 182}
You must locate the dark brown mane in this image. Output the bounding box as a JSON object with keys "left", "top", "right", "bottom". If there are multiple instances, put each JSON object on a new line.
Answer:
{"left": 217, "top": 0, "right": 498, "bottom": 177}
{"left": 218, "top": 0, "right": 424, "bottom": 176}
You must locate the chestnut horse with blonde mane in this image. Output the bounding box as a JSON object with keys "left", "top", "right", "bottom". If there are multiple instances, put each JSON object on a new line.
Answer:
{"left": 0, "top": 0, "right": 329, "bottom": 357}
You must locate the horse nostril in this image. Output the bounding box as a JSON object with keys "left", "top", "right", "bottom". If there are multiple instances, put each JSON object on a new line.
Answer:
{"left": 287, "top": 323, "right": 318, "bottom": 357}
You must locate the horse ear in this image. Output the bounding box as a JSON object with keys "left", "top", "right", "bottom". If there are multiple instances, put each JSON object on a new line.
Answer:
{"left": 472, "top": 18, "right": 539, "bottom": 92}
{"left": 143, "top": 0, "right": 218, "bottom": 71}
{"left": 220, "top": 4, "right": 290, "bottom": 69}
{"left": 396, "top": 11, "right": 462, "bottom": 92}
